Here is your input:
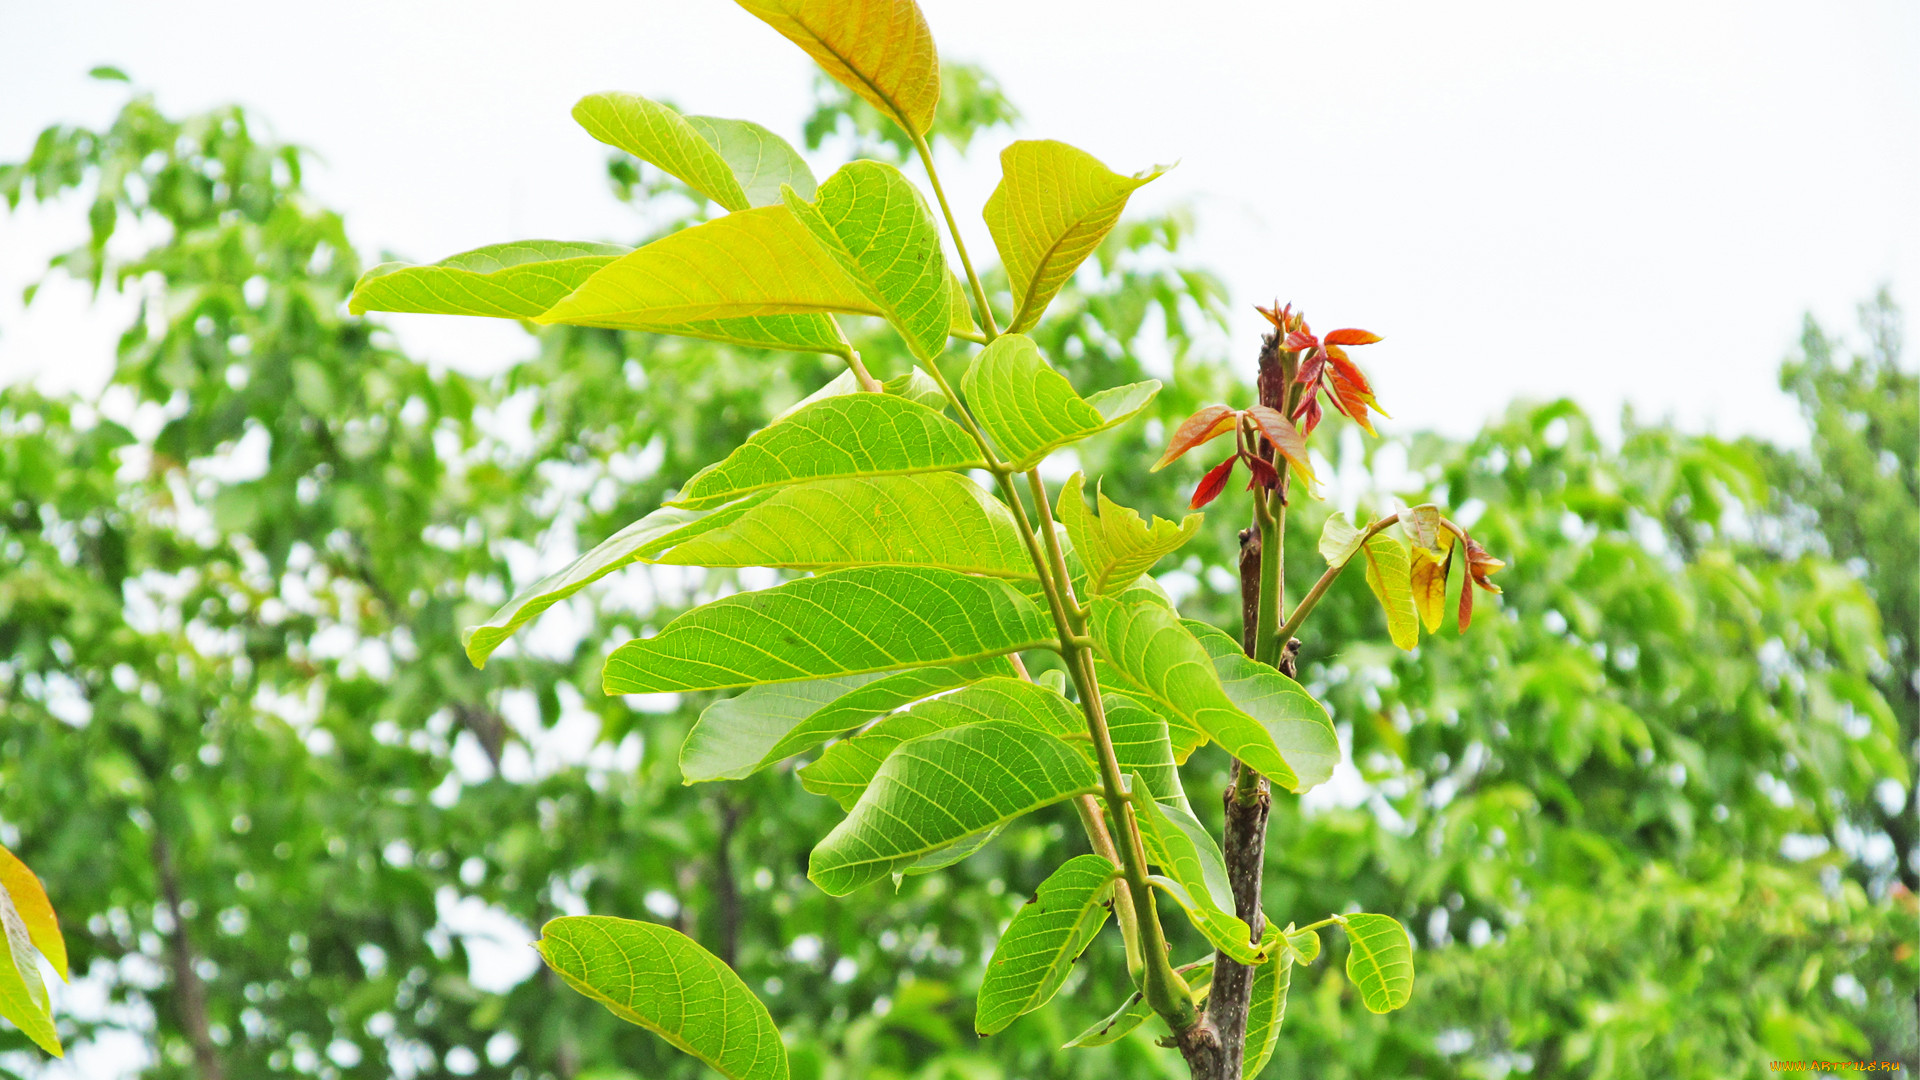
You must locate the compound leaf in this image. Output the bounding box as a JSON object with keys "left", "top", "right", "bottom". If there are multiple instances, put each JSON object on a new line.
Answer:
{"left": 961, "top": 334, "right": 1157, "bottom": 470}
{"left": 808, "top": 721, "right": 1099, "bottom": 895}
{"left": 603, "top": 566, "right": 1054, "bottom": 694}
{"left": 1058, "top": 472, "right": 1201, "bottom": 596}
{"left": 1181, "top": 620, "right": 1339, "bottom": 793}
{"left": 735, "top": 0, "right": 942, "bottom": 135}
{"left": 984, "top": 140, "right": 1167, "bottom": 332}
{"left": 1338, "top": 913, "right": 1414, "bottom": 1013}
{"left": 538, "top": 916, "right": 786, "bottom": 1080}
{"left": 976, "top": 855, "right": 1116, "bottom": 1034}
{"left": 784, "top": 160, "right": 951, "bottom": 359}
{"left": 1362, "top": 532, "right": 1420, "bottom": 650}
{"left": 350, "top": 240, "right": 628, "bottom": 319}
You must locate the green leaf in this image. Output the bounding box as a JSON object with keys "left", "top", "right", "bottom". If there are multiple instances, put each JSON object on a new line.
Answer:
{"left": 783, "top": 161, "right": 952, "bottom": 360}
{"left": 536, "top": 205, "right": 876, "bottom": 349}
{"left": 660, "top": 473, "right": 1032, "bottom": 578}
{"left": 1104, "top": 692, "right": 1189, "bottom": 812}
{"left": 1089, "top": 596, "right": 1315, "bottom": 791}
{"left": 1244, "top": 924, "right": 1299, "bottom": 1078}
{"left": 603, "top": 566, "right": 1054, "bottom": 694}
{"left": 1361, "top": 532, "right": 1420, "bottom": 650}
{"left": 1058, "top": 472, "right": 1201, "bottom": 596}
{"left": 349, "top": 240, "right": 629, "bottom": 319}
{"left": 809, "top": 721, "right": 1099, "bottom": 894}
{"left": 0, "top": 846, "right": 65, "bottom": 981}
{"left": 1133, "top": 782, "right": 1264, "bottom": 965}
{"left": 1064, "top": 959, "right": 1213, "bottom": 1048}
{"left": 960, "top": 334, "right": 1158, "bottom": 470}
{"left": 800, "top": 677, "right": 1083, "bottom": 810}
{"left": 735, "top": 0, "right": 942, "bottom": 135}
{"left": 671, "top": 392, "right": 985, "bottom": 510}
{"left": 572, "top": 92, "right": 815, "bottom": 211}
{"left": 984, "top": 140, "right": 1168, "bottom": 333}
{"left": 976, "top": 855, "right": 1116, "bottom": 1034}
{"left": 1317, "top": 511, "right": 1365, "bottom": 568}
{"left": 0, "top": 884, "right": 60, "bottom": 1057}
{"left": 464, "top": 503, "right": 738, "bottom": 668}
{"left": 883, "top": 366, "right": 947, "bottom": 409}
{"left": 1337, "top": 913, "right": 1414, "bottom": 1013}
{"left": 537, "top": 916, "right": 787, "bottom": 1080}
{"left": 680, "top": 659, "right": 1012, "bottom": 783}
{"left": 1180, "top": 620, "right": 1340, "bottom": 793}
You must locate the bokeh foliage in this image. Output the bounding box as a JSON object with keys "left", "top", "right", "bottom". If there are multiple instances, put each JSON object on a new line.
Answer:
{"left": 1, "top": 71, "right": 1913, "bottom": 1079}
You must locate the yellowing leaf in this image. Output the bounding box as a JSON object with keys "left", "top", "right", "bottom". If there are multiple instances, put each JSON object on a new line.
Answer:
{"left": 1409, "top": 545, "right": 1450, "bottom": 634}
{"left": 0, "top": 883, "right": 59, "bottom": 1057}
{"left": 735, "top": 0, "right": 942, "bottom": 135}
{"left": 573, "top": 93, "right": 816, "bottom": 211}
{"left": 1058, "top": 472, "right": 1201, "bottom": 596}
{"left": 1362, "top": 532, "right": 1420, "bottom": 650}
{"left": 984, "top": 140, "right": 1167, "bottom": 333}
{"left": 0, "top": 846, "right": 64, "bottom": 981}
{"left": 783, "top": 160, "right": 952, "bottom": 359}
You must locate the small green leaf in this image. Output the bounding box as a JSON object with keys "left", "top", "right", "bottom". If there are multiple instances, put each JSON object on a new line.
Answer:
{"left": 984, "top": 140, "right": 1167, "bottom": 332}
{"left": 1338, "top": 913, "right": 1414, "bottom": 1013}
{"left": 537, "top": 916, "right": 787, "bottom": 1080}
{"left": 735, "top": 0, "right": 942, "bottom": 135}
{"left": 672, "top": 392, "right": 985, "bottom": 510}
{"left": 1180, "top": 620, "right": 1339, "bottom": 793}
{"left": 350, "top": 240, "right": 629, "bottom": 319}
{"left": 603, "top": 566, "right": 1055, "bottom": 694}
{"left": 1317, "top": 511, "right": 1365, "bottom": 568}
{"left": 800, "top": 677, "right": 1082, "bottom": 809}
{"left": 680, "top": 658, "right": 1011, "bottom": 784}
{"left": 1362, "top": 532, "right": 1420, "bottom": 650}
{"left": 0, "top": 883, "right": 60, "bottom": 1057}
{"left": 1244, "top": 924, "right": 1296, "bottom": 1078}
{"left": 660, "top": 473, "right": 1032, "bottom": 579}
{"left": 1132, "top": 783, "right": 1263, "bottom": 965}
{"left": 961, "top": 334, "right": 1158, "bottom": 470}
{"left": 783, "top": 161, "right": 951, "bottom": 360}
{"left": 809, "top": 721, "right": 1100, "bottom": 895}
{"left": 883, "top": 366, "right": 947, "bottom": 409}
{"left": 976, "top": 855, "right": 1116, "bottom": 1034}
{"left": 1058, "top": 472, "right": 1201, "bottom": 596}
{"left": 572, "top": 93, "right": 815, "bottom": 211}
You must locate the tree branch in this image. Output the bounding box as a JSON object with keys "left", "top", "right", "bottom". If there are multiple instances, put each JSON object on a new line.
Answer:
{"left": 152, "top": 828, "right": 226, "bottom": 1080}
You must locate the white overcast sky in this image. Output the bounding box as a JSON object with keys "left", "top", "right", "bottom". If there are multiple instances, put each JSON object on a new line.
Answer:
{"left": 2, "top": 0, "right": 1915, "bottom": 442}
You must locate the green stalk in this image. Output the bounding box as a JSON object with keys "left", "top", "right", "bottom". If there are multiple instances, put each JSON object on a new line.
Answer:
{"left": 912, "top": 132, "right": 1000, "bottom": 342}
{"left": 1275, "top": 513, "right": 1400, "bottom": 644}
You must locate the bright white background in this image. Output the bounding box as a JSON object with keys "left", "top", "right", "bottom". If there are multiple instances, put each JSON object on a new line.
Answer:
{"left": 2, "top": 0, "right": 1915, "bottom": 440}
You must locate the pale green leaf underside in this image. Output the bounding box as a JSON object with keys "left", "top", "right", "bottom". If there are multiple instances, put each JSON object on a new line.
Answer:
{"left": 1105, "top": 692, "right": 1189, "bottom": 812}
{"left": 538, "top": 916, "right": 786, "bottom": 1080}
{"left": 1340, "top": 913, "right": 1414, "bottom": 1013}
{"left": 349, "top": 240, "right": 628, "bottom": 319}
{"left": 976, "top": 854, "right": 1116, "bottom": 1034}
{"left": 800, "top": 677, "right": 1082, "bottom": 810}
{"left": 0, "top": 886, "right": 60, "bottom": 1056}
{"left": 1133, "top": 781, "right": 1263, "bottom": 964}
{"left": 573, "top": 92, "right": 818, "bottom": 212}
{"left": 662, "top": 473, "right": 1032, "bottom": 579}
{"left": 672, "top": 392, "right": 985, "bottom": 510}
{"left": 1362, "top": 532, "right": 1420, "bottom": 650}
{"left": 1058, "top": 472, "right": 1202, "bottom": 596}
{"left": 984, "top": 139, "right": 1167, "bottom": 333}
{"left": 735, "top": 0, "right": 941, "bottom": 135}
{"left": 809, "top": 721, "right": 1099, "bottom": 895}
{"left": 603, "top": 566, "right": 1055, "bottom": 694}
{"left": 961, "top": 333, "right": 1159, "bottom": 470}
{"left": 1181, "top": 620, "right": 1340, "bottom": 793}
{"left": 1090, "top": 597, "right": 1306, "bottom": 790}
{"left": 680, "top": 658, "right": 1012, "bottom": 784}
{"left": 784, "top": 160, "right": 951, "bottom": 360}
{"left": 0, "top": 846, "right": 66, "bottom": 981}
{"left": 1318, "top": 510, "right": 1365, "bottom": 568}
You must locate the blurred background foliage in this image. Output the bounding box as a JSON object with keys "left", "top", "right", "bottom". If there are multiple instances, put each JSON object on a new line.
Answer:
{"left": 0, "top": 66, "right": 1913, "bottom": 1080}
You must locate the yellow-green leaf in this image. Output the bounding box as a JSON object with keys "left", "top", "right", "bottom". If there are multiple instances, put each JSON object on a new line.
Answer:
{"left": 976, "top": 855, "right": 1116, "bottom": 1034}
{"left": 1317, "top": 510, "right": 1365, "bottom": 568}
{"left": 1337, "top": 913, "right": 1415, "bottom": 1013}
{"left": 1133, "top": 784, "right": 1264, "bottom": 965}
{"left": 0, "top": 882, "right": 59, "bottom": 1057}
{"left": 783, "top": 160, "right": 951, "bottom": 360}
{"left": 734, "top": 0, "right": 942, "bottom": 135}
{"left": 572, "top": 92, "right": 816, "bottom": 211}
{"left": 1361, "top": 532, "right": 1420, "bottom": 650}
{"left": 961, "top": 334, "right": 1158, "bottom": 470}
{"left": 349, "top": 240, "right": 628, "bottom": 319}
{"left": 1410, "top": 545, "right": 1449, "bottom": 634}
{"left": 0, "top": 846, "right": 65, "bottom": 981}
{"left": 984, "top": 140, "right": 1167, "bottom": 333}
{"left": 1058, "top": 472, "right": 1201, "bottom": 596}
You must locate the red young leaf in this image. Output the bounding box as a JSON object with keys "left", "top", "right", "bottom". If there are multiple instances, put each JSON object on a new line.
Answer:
{"left": 1244, "top": 404, "right": 1317, "bottom": 483}
{"left": 1464, "top": 538, "right": 1505, "bottom": 593}
{"left": 1152, "top": 404, "right": 1239, "bottom": 472}
{"left": 1295, "top": 351, "right": 1326, "bottom": 387}
{"left": 1323, "top": 342, "right": 1349, "bottom": 363}
{"left": 1255, "top": 302, "right": 1285, "bottom": 329}
{"left": 1325, "top": 351, "right": 1376, "bottom": 399}
{"left": 1323, "top": 328, "right": 1383, "bottom": 346}
{"left": 1457, "top": 567, "right": 1475, "bottom": 631}
{"left": 1284, "top": 330, "right": 1318, "bottom": 352}
{"left": 1326, "top": 363, "right": 1388, "bottom": 437}
{"left": 1243, "top": 453, "right": 1280, "bottom": 491}
{"left": 1190, "top": 453, "right": 1238, "bottom": 508}
{"left": 1293, "top": 394, "right": 1324, "bottom": 437}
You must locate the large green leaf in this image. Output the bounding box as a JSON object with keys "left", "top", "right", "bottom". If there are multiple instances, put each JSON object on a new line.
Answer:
{"left": 537, "top": 916, "right": 786, "bottom": 1080}
{"left": 1058, "top": 472, "right": 1201, "bottom": 596}
{"left": 1089, "top": 596, "right": 1311, "bottom": 791}
{"left": 784, "top": 160, "right": 951, "bottom": 360}
{"left": 661, "top": 473, "right": 1030, "bottom": 578}
{"left": 976, "top": 854, "right": 1116, "bottom": 1034}
{"left": 1337, "top": 913, "right": 1414, "bottom": 1013}
{"left": 800, "top": 676, "right": 1082, "bottom": 809}
{"left": 536, "top": 205, "right": 875, "bottom": 345}
{"left": 603, "top": 566, "right": 1054, "bottom": 694}
{"left": 1132, "top": 780, "right": 1264, "bottom": 965}
{"left": 984, "top": 140, "right": 1167, "bottom": 333}
{"left": 680, "top": 659, "right": 1012, "bottom": 783}
{"left": 0, "top": 881, "right": 60, "bottom": 1057}
{"left": 1181, "top": 620, "right": 1340, "bottom": 792}
{"left": 671, "top": 392, "right": 985, "bottom": 510}
{"left": 573, "top": 92, "right": 814, "bottom": 211}
{"left": 808, "top": 721, "right": 1099, "bottom": 895}
{"left": 1361, "top": 531, "right": 1420, "bottom": 650}
{"left": 349, "top": 240, "right": 628, "bottom": 319}
{"left": 464, "top": 503, "right": 740, "bottom": 668}
{"left": 960, "top": 334, "right": 1158, "bottom": 470}
{"left": 734, "top": 0, "right": 941, "bottom": 135}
